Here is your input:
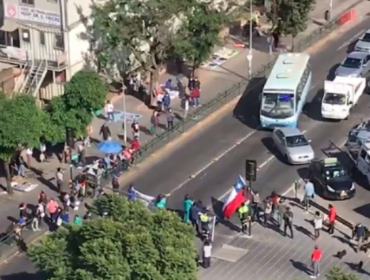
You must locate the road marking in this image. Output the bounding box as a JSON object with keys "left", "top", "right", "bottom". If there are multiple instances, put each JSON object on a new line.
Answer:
{"left": 257, "top": 155, "right": 275, "bottom": 170}
{"left": 336, "top": 29, "right": 365, "bottom": 51}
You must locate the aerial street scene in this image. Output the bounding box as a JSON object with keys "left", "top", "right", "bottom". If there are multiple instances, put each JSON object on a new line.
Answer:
{"left": 2, "top": 0, "right": 370, "bottom": 279}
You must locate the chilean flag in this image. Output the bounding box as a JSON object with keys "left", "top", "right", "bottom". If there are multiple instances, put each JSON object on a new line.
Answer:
{"left": 223, "top": 175, "right": 251, "bottom": 219}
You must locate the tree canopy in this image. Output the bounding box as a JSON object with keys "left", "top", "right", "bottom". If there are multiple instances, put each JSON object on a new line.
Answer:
{"left": 268, "top": 0, "right": 316, "bottom": 43}
{"left": 28, "top": 195, "right": 198, "bottom": 280}
{"left": 0, "top": 93, "right": 46, "bottom": 193}
{"left": 173, "top": 2, "right": 227, "bottom": 73}
{"left": 326, "top": 266, "right": 360, "bottom": 280}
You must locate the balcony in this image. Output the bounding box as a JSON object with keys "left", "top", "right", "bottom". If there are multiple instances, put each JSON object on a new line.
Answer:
{"left": 0, "top": 45, "right": 68, "bottom": 71}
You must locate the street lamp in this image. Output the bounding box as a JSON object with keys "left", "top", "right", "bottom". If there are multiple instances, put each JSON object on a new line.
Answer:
{"left": 329, "top": 0, "right": 333, "bottom": 21}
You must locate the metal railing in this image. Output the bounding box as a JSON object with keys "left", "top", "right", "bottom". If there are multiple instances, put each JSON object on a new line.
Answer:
{"left": 0, "top": 7, "right": 355, "bottom": 254}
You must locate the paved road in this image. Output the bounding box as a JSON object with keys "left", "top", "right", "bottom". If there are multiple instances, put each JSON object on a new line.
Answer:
{"left": 0, "top": 3, "right": 367, "bottom": 279}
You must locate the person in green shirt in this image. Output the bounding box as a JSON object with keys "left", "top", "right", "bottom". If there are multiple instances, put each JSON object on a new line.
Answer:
{"left": 74, "top": 215, "right": 83, "bottom": 226}
{"left": 183, "top": 194, "right": 193, "bottom": 223}
{"left": 156, "top": 194, "right": 167, "bottom": 209}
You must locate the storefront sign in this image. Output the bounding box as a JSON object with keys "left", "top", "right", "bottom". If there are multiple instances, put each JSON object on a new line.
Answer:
{"left": 4, "top": 4, "right": 61, "bottom": 26}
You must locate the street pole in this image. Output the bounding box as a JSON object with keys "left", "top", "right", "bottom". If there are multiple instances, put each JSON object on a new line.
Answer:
{"left": 329, "top": 0, "right": 333, "bottom": 21}
{"left": 121, "top": 78, "right": 127, "bottom": 144}
{"left": 248, "top": 0, "right": 253, "bottom": 78}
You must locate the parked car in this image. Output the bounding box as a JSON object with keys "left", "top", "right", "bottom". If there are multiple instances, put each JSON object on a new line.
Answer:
{"left": 308, "top": 157, "right": 355, "bottom": 200}
{"left": 272, "top": 127, "right": 314, "bottom": 164}
{"left": 354, "top": 29, "right": 370, "bottom": 53}
{"left": 335, "top": 52, "right": 370, "bottom": 77}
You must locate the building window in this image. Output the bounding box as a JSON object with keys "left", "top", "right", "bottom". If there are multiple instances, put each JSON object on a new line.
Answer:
{"left": 20, "top": 0, "right": 34, "bottom": 5}
{"left": 39, "top": 32, "right": 45, "bottom": 45}
{"left": 54, "top": 34, "right": 64, "bottom": 49}
{"left": 21, "top": 29, "right": 30, "bottom": 43}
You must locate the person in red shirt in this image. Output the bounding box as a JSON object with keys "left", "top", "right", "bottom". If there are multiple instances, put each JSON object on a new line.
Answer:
{"left": 191, "top": 87, "right": 200, "bottom": 107}
{"left": 328, "top": 204, "right": 336, "bottom": 235}
{"left": 310, "top": 245, "right": 322, "bottom": 278}
{"left": 130, "top": 137, "right": 140, "bottom": 152}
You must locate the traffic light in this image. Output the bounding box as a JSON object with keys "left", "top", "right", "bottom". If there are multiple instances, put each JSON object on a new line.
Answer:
{"left": 245, "top": 159, "right": 257, "bottom": 182}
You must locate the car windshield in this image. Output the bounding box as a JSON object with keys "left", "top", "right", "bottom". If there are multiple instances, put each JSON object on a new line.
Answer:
{"left": 362, "top": 33, "right": 370, "bottom": 42}
{"left": 325, "top": 166, "right": 349, "bottom": 181}
{"left": 261, "top": 93, "right": 295, "bottom": 119}
{"left": 286, "top": 134, "right": 308, "bottom": 148}
{"left": 323, "top": 92, "right": 346, "bottom": 105}
{"left": 342, "top": 57, "right": 362, "bottom": 69}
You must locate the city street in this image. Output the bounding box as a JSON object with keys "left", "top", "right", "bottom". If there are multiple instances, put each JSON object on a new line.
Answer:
{"left": 1, "top": 3, "right": 370, "bottom": 280}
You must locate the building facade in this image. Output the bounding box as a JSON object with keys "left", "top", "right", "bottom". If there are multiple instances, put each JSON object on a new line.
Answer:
{"left": 0, "top": 0, "right": 93, "bottom": 101}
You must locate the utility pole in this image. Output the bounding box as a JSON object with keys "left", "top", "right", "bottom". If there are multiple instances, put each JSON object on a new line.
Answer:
{"left": 247, "top": 0, "right": 253, "bottom": 78}
{"left": 329, "top": 0, "right": 333, "bottom": 21}
{"left": 121, "top": 78, "right": 127, "bottom": 144}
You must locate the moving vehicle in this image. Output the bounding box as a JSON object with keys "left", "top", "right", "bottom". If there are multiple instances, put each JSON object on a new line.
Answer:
{"left": 335, "top": 52, "right": 370, "bottom": 77}
{"left": 309, "top": 157, "right": 355, "bottom": 200}
{"left": 354, "top": 29, "right": 370, "bottom": 53}
{"left": 260, "top": 53, "right": 312, "bottom": 128}
{"left": 272, "top": 127, "right": 314, "bottom": 164}
{"left": 321, "top": 77, "right": 365, "bottom": 120}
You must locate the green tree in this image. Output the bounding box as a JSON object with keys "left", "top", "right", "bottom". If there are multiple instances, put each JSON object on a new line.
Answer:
{"left": 326, "top": 266, "right": 360, "bottom": 280}
{"left": 64, "top": 70, "right": 107, "bottom": 112}
{"left": 28, "top": 195, "right": 198, "bottom": 280}
{"left": 0, "top": 94, "right": 45, "bottom": 194}
{"left": 173, "top": 2, "right": 227, "bottom": 75}
{"left": 91, "top": 0, "right": 189, "bottom": 100}
{"left": 268, "top": 0, "right": 315, "bottom": 47}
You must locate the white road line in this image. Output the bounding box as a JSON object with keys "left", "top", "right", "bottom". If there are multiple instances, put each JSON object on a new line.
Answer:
{"left": 257, "top": 155, "right": 275, "bottom": 170}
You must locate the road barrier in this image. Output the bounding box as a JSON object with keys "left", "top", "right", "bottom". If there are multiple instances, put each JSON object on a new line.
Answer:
{"left": 337, "top": 9, "right": 357, "bottom": 25}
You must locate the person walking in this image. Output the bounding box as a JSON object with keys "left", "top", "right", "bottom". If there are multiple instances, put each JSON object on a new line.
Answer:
{"left": 310, "top": 245, "right": 322, "bottom": 278}
{"left": 283, "top": 207, "right": 294, "bottom": 238}
{"left": 303, "top": 179, "right": 315, "bottom": 211}
{"left": 251, "top": 191, "right": 261, "bottom": 222}
{"left": 166, "top": 108, "right": 175, "bottom": 131}
{"left": 99, "top": 123, "right": 112, "bottom": 141}
{"left": 105, "top": 100, "right": 115, "bottom": 122}
{"left": 131, "top": 120, "right": 140, "bottom": 140}
{"left": 163, "top": 92, "right": 171, "bottom": 111}
{"left": 278, "top": 202, "right": 287, "bottom": 227}
{"left": 313, "top": 211, "right": 323, "bottom": 240}
{"left": 354, "top": 223, "right": 366, "bottom": 253}
{"left": 202, "top": 240, "right": 212, "bottom": 268}
{"left": 183, "top": 194, "right": 193, "bottom": 223}
{"left": 150, "top": 111, "right": 160, "bottom": 135}
{"left": 56, "top": 168, "right": 64, "bottom": 193}
{"left": 238, "top": 203, "right": 249, "bottom": 234}
{"left": 263, "top": 199, "right": 272, "bottom": 227}
{"left": 328, "top": 204, "right": 336, "bottom": 235}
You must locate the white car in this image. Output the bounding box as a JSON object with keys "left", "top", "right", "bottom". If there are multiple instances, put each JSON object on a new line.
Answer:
{"left": 272, "top": 127, "right": 315, "bottom": 164}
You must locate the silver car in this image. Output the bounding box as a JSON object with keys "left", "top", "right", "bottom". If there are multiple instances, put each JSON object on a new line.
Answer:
{"left": 335, "top": 52, "right": 370, "bottom": 77}
{"left": 355, "top": 30, "right": 370, "bottom": 52}
{"left": 272, "top": 127, "right": 314, "bottom": 165}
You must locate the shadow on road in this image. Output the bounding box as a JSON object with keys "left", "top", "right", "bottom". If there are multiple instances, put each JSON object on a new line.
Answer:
{"left": 1, "top": 272, "right": 47, "bottom": 280}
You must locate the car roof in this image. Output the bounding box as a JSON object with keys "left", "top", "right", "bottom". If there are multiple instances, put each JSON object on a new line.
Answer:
{"left": 276, "top": 127, "right": 302, "bottom": 137}
{"left": 347, "top": 52, "right": 368, "bottom": 59}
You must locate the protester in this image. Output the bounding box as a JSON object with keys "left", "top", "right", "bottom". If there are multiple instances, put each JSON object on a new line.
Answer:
{"left": 38, "top": 190, "right": 47, "bottom": 205}
{"left": 39, "top": 141, "right": 47, "bottom": 162}
{"left": 77, "top": 140, "right": 86, "bottom": 166}
{"left": 155, "top": 194, "right": 167, "bottom": 208}
{"left": 163, "top": 92, "right": 171, "bottom": 111}
{"left": 354, "top": 223, "right": 366, "bottom": 253}
{"left": 238, "top": 202, "right": 249, "bottom": 234}
{"left": 112, "top": 173, "right": 120, "bottom": 193}
{"left": 277, "top": 201, "right": 287, "bottom": 227}
{"left": 36, "top": 202, "right": 45, "bottom": 229}
{"left": 19, "top": 203, "right": 27, "bottom": 218}
{"left": 46, "top": 198, "right": 59, "bottom": 223}
{"left": 251, "top": 191, "right": 261, "bottom": 222}
{"left": 202, "top": 240, "right": 212, "bottom": 269}
{"left": 166, "top": 108, "right": 175, "bottom": 131}
{"left": 150, "top": 111, "right": 160, "bottom": 135}
{"left": 105, "top": 100, "right": 114, "bottom": 121}
{"left": 328, "top": 204, "right": 336, "bottom": 235}
{"left": 183, "top": 194, "right": 193, "bottom": 223}
{"left": 99, "top": 123, "right": 111, "bottom": 141}
{"left": 26, "top": 148, "right": 33, "bottom": 167}
{"left": 60, "top": 209, "right": 70, "bottom": 224}
{"left": 303, "top": 179, "right": 315, "bottom": 211}
{"left": 310, "top": 245, "right": 322, "bottom": 279}
{"left": 131, "top": 120, "right": 140, "bottom": 140}
{"left": 263, "top": 199, "right": 272, "bottom": 227}
{"left": 283, "top": 206, "right": 294, "bottom": 238}
{"left": 16, "top": 156, "right": 26, "bottom": 177}
{"left": 128, "top": 184, "right": 136, "bottom": 200}
{"left": 85, "top": 125, "right": 93, "bottom": 147}
{"left": 191, "top": 87, "right": 200, "bottom": 107}
{"left": 56, "top": 168, "right": 64, "bottom": 193}
{"left": 74, "top": 215, "right": 83, "bottom": 226}
{"left": 313, "top": 211, "right": 323, "bottom": 240}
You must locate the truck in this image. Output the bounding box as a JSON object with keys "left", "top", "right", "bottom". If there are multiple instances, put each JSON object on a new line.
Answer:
{"left": 321, "top": 76, "right": 366, "bottom": 120}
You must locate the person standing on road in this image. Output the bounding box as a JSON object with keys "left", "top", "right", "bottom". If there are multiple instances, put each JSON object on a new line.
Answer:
{"left": 128, "top": 184, "right": 136, "bottom": 200}
{"left": 46, "top": 198, "right": 59, "bottom": 223}
{"left": 263, "top": 199, "right": 272, "bottom": 227}
{"left": 150, "top": 111, "right": 160, "bottom": 135}
{"left": 105, "top": 100, "right": 115, "bottom": 122}
{"left": 191, "top": 87, "right": 200, "bottom": 107}
{"left": 131, "top": 120, "right": 140, "bottom": 140}
{"left": 251, "top": 191, "right": 261, "bottom": 222}
{"left": 328, "top": 204, "right": 336, "bottom": 235}
{"left": 238, "top": 203, "right": 249, "bottom": 234}
{"left": 283, "top": 206, "right": 294, "bottom": 238}
{"left": 36, "top": 202, "right": 45, "bottom": 230}
{"left": 99, "top": 123, "right": 111, "bottom": 141}
{"left": 166, "top": 108, "right": 175, "bottom": 131}
{"left": 56, "top": 168, "right": 64, "bottom": 193}
{"left": 310, "top": 245, "right": 322, "bottom": 279}
{"left": 278, "top": 202, "right": 287, "bottom": 227}
{"left": 163, "top": 92, "right": 171, "bottom": 111}
{"left": 354, "top": 223, "right": 366, "bottom": 253}
{"left": 26, "top": 148, "right": 33, "bottom": 167}
{"left": 183, "top": 194, "right": 193, "bottom": 223}
{"left": 313, "top": 211, "right": 323, "bottom": 240}
{"left": 303, "top": 179, "right": 315, "bottom": 211}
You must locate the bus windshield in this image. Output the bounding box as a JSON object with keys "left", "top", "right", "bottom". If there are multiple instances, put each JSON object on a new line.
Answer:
{"left": 323, "top": 93, "right": 346, "bottom": 105}
{"left": 261, "top": 93, "right": 295, "bottom": 119}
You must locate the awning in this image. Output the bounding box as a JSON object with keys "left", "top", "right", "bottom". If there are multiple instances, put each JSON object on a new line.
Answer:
{"left": 1, "top": 20, "right": 18, "bottom": 32}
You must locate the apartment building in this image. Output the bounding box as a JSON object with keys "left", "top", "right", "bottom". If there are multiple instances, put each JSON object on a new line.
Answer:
{"left": 0, "top": 0, "right": 93, "bottom": 101}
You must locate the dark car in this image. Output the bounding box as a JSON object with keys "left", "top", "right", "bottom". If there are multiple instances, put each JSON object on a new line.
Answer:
{"left": 308, "top": 157, "right": 355, "bottom": 200}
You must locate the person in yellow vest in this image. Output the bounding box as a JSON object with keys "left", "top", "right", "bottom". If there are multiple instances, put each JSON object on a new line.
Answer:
{"left": 238, "top": 202, "right": 249, "bottom": 234}
{"left": 199, "top": 212, "right": 211, "bottom": 238}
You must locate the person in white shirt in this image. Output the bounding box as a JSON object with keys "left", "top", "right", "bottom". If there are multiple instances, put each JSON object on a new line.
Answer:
{"left": 313, "top": 211, "right": 323, "bottom": 240}
{"left": 105, "top": 100, "right": 114, "bottom": 121}
{"left": 26, "top": 148, "right": 33, "bottom": 167}
{"left": 202, "top": 240, "right": 212, "bottom": 268}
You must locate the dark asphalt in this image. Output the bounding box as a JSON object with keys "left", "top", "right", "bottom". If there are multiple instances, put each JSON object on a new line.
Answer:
{"left": 2, "top": 18, "right": 370, "bottom": 279}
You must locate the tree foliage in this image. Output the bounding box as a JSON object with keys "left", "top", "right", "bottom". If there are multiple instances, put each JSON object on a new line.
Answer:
{"left": 268, "top": 0, "right": 315, "bottom": 39}
{"left": 28, "top": 195, "right": 198, "bottom": 280}
{"left": 44, "top": 70, "right": 107, "bottom": 143}
{"left": 173, "top": 2, "right": 227, "bottom": 72}
{"left": 326, "top": 266, "right": 360, "bottom": 280}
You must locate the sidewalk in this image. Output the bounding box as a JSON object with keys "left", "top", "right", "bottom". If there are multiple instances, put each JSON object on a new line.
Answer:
{"left": 88, "top": 0, "right": 357, "bottom": 148}
{"left": 199, "top": 189, "right": 370, "bottom": 280}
